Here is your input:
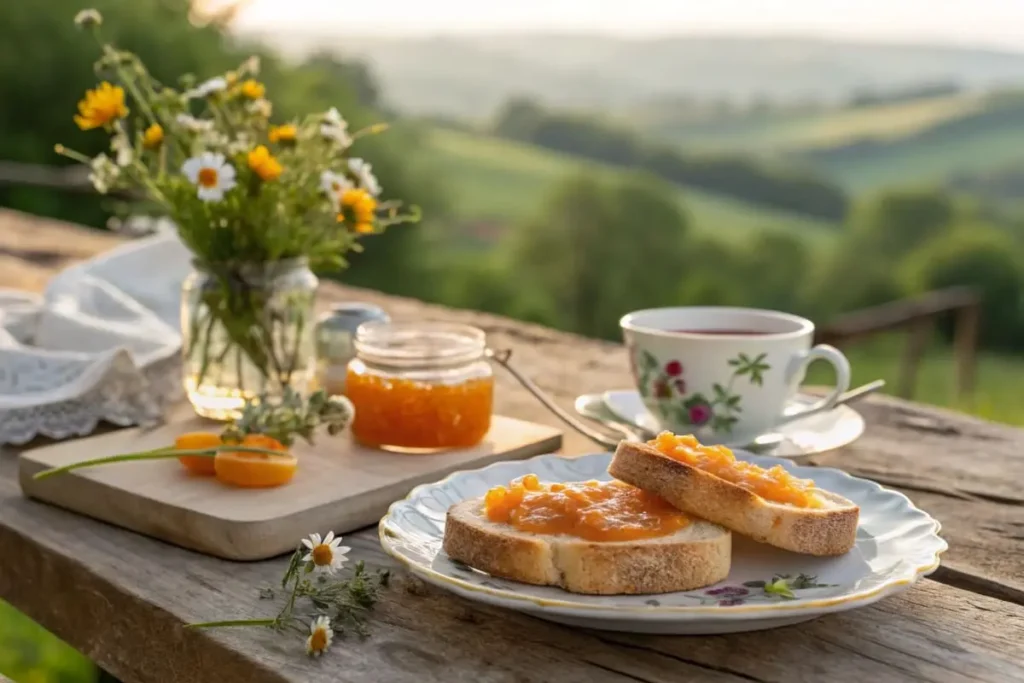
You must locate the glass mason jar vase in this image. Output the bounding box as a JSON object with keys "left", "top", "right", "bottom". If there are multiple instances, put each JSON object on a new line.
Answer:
{"left": 181, "top": 259, "right": 318, "bottom": 420}
{"left": 345, "top": 322, "right": 494, "bottom": 451}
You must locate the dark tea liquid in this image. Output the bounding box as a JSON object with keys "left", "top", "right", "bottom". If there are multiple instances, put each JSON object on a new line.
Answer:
{"left": 672, "top": 329, "right": 766, "bottom": 335}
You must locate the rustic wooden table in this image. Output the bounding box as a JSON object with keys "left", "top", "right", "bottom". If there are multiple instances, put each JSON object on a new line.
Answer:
{"left": 1, "top": 214, "right": 1023, "bottom": 682}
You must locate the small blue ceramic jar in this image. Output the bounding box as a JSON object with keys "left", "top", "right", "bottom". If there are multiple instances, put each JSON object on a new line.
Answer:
{"left": 315, "top": 302, "right": 390, "bottom": 394}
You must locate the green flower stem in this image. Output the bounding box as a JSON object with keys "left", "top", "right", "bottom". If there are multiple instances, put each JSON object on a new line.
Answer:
{"left": 186, "top": 618, "right": 277, "bottom": 629}
{"left": 32, "top": 445, "right": 291, "bottom": 480}
{"left": 53, "top": 145, "right": 94, "bottom": 164}
{"left": 101, "top": 45, "right": 158, "bottom": 127}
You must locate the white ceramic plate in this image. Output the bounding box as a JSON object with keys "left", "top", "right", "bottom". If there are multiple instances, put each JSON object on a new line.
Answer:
{"left": 379, "top": 451, "right": 946, "bottom": 634}
{"left": 604, "top": 389, "right": 865, "bottom": 460}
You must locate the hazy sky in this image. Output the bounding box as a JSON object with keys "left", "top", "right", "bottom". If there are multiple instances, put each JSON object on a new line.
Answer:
{"left": 233, "top": 0, "right": 1024, "bottom": 50}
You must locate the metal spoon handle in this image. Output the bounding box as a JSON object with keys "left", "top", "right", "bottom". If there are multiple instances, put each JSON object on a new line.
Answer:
{"left": 487, "top": 348, "right": 624, "bottom": 451}
{"left": 836, "top": 379, "right": 886, "bottom": 405}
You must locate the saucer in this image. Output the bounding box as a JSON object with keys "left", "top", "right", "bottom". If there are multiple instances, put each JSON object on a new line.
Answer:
{"left": 603, "top": 390, "right": 865, "bottom": 460}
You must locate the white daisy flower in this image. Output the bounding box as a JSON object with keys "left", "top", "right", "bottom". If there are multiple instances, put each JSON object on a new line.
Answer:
{"left": 200, "top": 130, "right": 231, "bottom": 151}
{"left": 320, "top": 170, "right": 353, "bottom": 196}
{"left": 246, "top": 98, "right": 273, "bottom": 118}
{"left": 175, "top": 113, "right": 215, "bottom": 133}
{"left": 301, "top": 531, "right": 350, "bottom": 575}
{"left": 111, "top": 132, "right": 133, "bottom": 167}
{"left": 347, "top": 158, "right": 381, "bottom": 196}
{"left": 306, "top": 616, "right": 333, "bottom": 657}
{"left": 320, "top": 108, "right": 352, "bottom": 148}
{"left": 88, "top": 153, "right": 120, "bottom": 194}
{"left": 181, "top": 152, "right": 236, "bottom": 202}
{"left": 241, "top": 55, "right": 261, "bottom": 76}
{"left": 226, "top": 132, "right": 253, "bottom": 156}
{"left": 320, "top": 170, "right": 353, "bottom": 210}
{"left": 74, "top": 9, "right": 102, "bottom": 28}
{"left": 185, "top": 76, "right": 227, "bottom": 99}
{"left": 324, "top": 107, "right": 344, "bottom": 126}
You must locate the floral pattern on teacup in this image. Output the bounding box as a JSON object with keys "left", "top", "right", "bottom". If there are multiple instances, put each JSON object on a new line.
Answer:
{"left": 632, "top": 349, "right": 771, "bottom": 434}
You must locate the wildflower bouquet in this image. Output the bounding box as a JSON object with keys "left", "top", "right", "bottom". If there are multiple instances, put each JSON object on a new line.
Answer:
{"left": 60, "top": 9, "right": 418, "bottom": 417}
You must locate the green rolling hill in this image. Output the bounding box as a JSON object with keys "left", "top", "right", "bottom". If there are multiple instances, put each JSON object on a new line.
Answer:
{"left": 630, "top": 91, "right": 1024, "bottom": 194}
{"left": 423, "top": 128, "right": 838, "bottom": 248}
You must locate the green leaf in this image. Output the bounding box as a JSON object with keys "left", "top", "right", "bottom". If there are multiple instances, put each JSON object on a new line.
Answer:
{"left": 712, "top": 383, "right": 729, "bottom": 400}
{"left": 791, "top": 573, "right": 831, "bottom": 589}
{"left": 726, "top": 395, "right": 741, "bottom": 407}
{"left": 727, "top": 358, "right": 741, "bottom": 367}
{"left": 751, "top": 353, "right": 768, "bottom": 365}
{"left": 742, "top": 580, "right": 766, "bottom": 588}
{"left": 764, "top": 578, "right": 796, "bottom": 599}
{"left": 737, "top": 353, "right": 751, "bottom": 363}
{"left": 683, "top": 393, "right": 709, "bottom": 409}
{"left": 641, "top": 350, "right": 658, "bottom": 370}
{"left": 750, "top": 373, "right": 764, "bottom": 387}
{"left": 735, "top": 366, "right": 751, "bottom": 376}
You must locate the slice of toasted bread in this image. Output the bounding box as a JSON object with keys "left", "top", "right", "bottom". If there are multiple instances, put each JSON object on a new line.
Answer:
{"left": 443, "top": 497, "right": 731, "bottom": 595}
{"left": 608, "top": 441, "right": 859, "bottom": 556}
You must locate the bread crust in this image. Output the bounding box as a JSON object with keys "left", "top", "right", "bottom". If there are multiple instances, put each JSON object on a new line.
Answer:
{"left": 608, "top": 441, "right": 859, "bottom": 556}
{"left": 442, "top": 498, "right": 731, "bottom": 595}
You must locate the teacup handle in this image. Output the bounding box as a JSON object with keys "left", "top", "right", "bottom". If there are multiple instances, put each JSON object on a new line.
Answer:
{"left": 777, "top": 344, "right": 851, "bottom": 425}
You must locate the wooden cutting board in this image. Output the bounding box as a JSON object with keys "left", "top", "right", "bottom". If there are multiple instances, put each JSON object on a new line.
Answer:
{"left": 18, "top": 406, "right": 562, "bottom": 561}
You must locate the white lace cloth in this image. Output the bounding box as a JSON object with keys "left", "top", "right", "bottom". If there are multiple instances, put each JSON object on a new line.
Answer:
{"left": 0, "top": 231, "right": 193, "bottom": 445}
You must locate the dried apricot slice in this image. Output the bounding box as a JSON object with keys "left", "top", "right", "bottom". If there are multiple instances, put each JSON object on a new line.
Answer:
{"left": 174, "top": 431, "right": 221, "bottom": 475}
{"left": 214, "top": 434, "right": 297, "bottom": 488}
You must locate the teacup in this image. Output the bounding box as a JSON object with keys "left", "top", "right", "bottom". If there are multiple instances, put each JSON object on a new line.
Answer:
{"left": 620, "top": 307, "right": 850, "bottom": 444}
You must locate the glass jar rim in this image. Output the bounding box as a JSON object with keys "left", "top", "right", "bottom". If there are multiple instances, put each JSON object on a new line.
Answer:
{"left": 354, "top": 321, "right": 486, "bottom": 367}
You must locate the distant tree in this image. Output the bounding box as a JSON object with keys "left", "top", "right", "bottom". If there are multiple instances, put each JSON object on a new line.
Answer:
{"left": 507, "top": 171, "right": 690, "bottom": 339}
{"left": 675, "top": 237, "right": 748, "bottom": 308}
{"left": 737, "top": 232, "right": 810, "bottom": 314}
{"left": 901, "top": 225, "right": 1024, "bottom": 348}
{"left": 808, "top": 187, "right": 960, "bottom": 318}
{"left": 300, "top": 51, "right": 381, "bottom": 109}
{"left": 848, "top": 187, "right": 957, "bottom": 256}
{"left": 492, "top": 97, "right": 545, "bottom": 141}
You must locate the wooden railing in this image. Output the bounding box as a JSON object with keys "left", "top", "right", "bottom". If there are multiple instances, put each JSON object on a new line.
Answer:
{"left": 816, "top": 286, "right": 981, "bottom": 401}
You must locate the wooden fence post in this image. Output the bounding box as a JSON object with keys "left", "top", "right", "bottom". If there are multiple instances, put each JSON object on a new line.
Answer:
{"left": 897, "top": 318, "right": 933, "bottom": 399}
{"left": 954, "top": 301, "right": 980, "bottom": 402}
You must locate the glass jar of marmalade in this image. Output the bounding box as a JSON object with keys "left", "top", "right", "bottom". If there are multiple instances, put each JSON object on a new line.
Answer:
{"left": 345, "top": 322, "right": 494, "bottom": 450}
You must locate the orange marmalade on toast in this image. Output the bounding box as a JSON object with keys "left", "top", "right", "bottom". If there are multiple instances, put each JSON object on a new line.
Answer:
{"left": 649, "top": 432, "right": 823, "bottom": 508}
{"left": 484, "top": 475, "right": 690, "bottom": 542}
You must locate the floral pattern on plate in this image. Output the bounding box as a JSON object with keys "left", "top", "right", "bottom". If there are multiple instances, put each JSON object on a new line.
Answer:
{"left": 379, "top": 451, "right": 946, "bottom": 634}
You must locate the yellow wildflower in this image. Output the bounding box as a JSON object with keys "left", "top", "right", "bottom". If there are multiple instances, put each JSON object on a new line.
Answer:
{"left": 142, "top": 124, "right": 164, "bottom": 149}
{"left": 240, "top": 79, "right": 265, "bottom": 99}
{"left": 268, "top": 124, "right": 297, "bottom": 144}
{"left": 337, "top": 188, "right": 377, "bottom": 234}
{"left": 247, "top": 145, "right": 283, "bottom": 182}
{"left": 74, "top": 82, "right": 128, "bottom": 130}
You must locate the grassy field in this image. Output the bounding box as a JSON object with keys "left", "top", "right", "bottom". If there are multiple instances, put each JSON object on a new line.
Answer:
{"left": 630, "top": 92, "right": 1024, "bottom": 195}
{"left": 424, "top": 128, "right": 839, "bottom": 248}
{"left": 636, "top": 93, "right": 985, "bottom": 155}
{"left": 806, "top": 336, "right": 1024, "bottom": 426}
{"left": 0, "top": 600, "right": 96, "bottom": 683}
{"left": 810, "top": 121, "right": 1024, "bottom": 193}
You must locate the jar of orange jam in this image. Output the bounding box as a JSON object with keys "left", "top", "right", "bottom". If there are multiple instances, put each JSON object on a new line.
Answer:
{"left": 345, "top": 322, "right": 494, "bottom": 451}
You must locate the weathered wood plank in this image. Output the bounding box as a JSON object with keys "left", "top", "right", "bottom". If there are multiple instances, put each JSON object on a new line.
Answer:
{"left": 1, "top": 456, "right": 1022, "bottom": 683}
{"left": 812, "top": 400, "right": 1024, "bottom": 603}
